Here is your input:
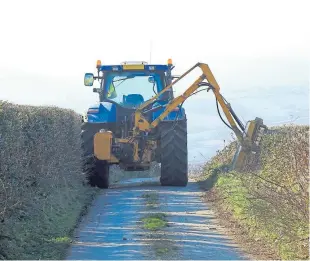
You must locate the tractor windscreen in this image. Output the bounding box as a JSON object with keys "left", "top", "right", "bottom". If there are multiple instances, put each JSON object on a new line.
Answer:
{"left": 103, "top": 72, "right": 165, "bottom": 108}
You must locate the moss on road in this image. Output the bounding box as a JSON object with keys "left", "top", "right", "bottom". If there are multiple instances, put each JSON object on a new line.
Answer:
{"left": 141, "top": 213, "right": 168, "bottom": 231}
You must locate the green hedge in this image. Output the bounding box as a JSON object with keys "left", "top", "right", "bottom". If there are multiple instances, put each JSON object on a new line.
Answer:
{"left": 0, "top": 101, "right": 95, "bottom": 259}
{"left": 201, "top": 125, "right": 309, "bottom": 260}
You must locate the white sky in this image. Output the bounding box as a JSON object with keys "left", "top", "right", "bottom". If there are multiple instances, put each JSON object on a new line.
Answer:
{"left": 0, "top": 0, "right": 308, "bottom": 73}
{"left": 0, "top": 0, "right": 309, "bottom": 162}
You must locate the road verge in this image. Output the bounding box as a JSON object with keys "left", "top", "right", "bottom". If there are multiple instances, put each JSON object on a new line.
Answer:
{"left": 197, "top": 124, "right": 309, "bottom": 260}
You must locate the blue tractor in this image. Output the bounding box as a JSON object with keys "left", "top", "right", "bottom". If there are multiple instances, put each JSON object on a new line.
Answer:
{"left": 82, "top": 60, "right": 268, "bottom": 189}
{"left": 82, "top": 60, "right": 188, "bottom": 188}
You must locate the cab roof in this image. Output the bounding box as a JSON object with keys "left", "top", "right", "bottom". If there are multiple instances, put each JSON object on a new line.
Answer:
{"left": 98, "top": 64, "right": 170, "bottom": 72}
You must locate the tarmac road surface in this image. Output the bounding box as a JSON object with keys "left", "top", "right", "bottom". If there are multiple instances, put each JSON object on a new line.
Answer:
{"left": 66, "top": 177, "right": 246, "bottom": 260}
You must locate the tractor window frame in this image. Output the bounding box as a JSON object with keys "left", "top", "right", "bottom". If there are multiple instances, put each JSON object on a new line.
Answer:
{"left": 101, "top": 71, "right": 168, "bottom": 102}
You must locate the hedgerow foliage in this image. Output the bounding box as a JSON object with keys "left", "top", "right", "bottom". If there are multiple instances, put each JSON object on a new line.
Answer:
{"left": 203, "top": 125, "right": 309, "bottom": 260}
{"left": 0, "top": 101, "right": 161, "bottom": 259}
{"left": 0, "top": 101, "right": 94, "bottom": 259}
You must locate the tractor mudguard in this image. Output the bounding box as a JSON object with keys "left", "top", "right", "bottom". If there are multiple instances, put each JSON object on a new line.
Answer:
{"left": 151, "top": 101, "right": 186, "bottom": 122}
{"left": 87, "top": 102, "right": 117, "bottom": 123}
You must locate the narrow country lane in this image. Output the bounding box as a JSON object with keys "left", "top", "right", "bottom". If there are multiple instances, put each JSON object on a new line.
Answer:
{"left": 66, "top": 178, "right": 247, "bottom": 260}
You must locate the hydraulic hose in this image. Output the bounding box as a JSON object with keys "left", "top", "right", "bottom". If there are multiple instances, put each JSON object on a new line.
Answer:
{"left": 215, "top": 97, "right": 233, "bottom": 130}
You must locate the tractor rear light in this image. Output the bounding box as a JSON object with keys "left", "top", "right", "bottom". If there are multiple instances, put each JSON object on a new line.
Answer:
{"left": 88, "top": 108, "right": 99, "bottom": 114}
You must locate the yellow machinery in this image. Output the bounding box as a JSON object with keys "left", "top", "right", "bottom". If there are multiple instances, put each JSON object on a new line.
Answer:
{"left": 82, "top": 60, "right": 267, "bottom": 188}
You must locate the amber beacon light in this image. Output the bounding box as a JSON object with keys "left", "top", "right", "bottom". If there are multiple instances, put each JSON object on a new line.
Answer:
{"left": 96, "top": 60, "right": 102, "bottom": 68}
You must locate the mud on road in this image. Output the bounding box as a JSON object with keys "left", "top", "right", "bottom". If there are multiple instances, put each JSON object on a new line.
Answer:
{"left": 66, "top": 178, "right": 247, "bottom": 260}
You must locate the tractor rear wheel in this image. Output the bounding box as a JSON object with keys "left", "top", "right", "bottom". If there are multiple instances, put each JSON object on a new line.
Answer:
{"left": 159, "top": 120, "right": 188, "bottom": 186}
{"left": 81, "top": 122, "right": 110, "bottom": 188}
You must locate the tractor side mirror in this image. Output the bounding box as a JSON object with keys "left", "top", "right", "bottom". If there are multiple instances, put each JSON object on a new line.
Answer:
{"left": 84, "top": 73, "right": 94, "bottom": 86}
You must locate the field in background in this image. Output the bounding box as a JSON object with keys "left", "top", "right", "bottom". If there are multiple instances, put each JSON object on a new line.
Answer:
{"left": 198, "top": 125, "right": 309, "bottom": 260}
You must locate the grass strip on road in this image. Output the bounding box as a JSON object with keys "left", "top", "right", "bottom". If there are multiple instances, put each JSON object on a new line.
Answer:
{"left": 141, "top": 213, "right": 168, "bottom": 231}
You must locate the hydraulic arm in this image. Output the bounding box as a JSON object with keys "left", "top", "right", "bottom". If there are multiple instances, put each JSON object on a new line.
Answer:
{"left": 134, "top": 62, "right": 267, "bottom": 170}
{"left": 135, "top": 63, "right": 249, "bottom": 138}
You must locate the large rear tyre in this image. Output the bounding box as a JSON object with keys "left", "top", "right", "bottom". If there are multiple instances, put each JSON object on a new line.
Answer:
{"left": 81, "top": 122, "right": 110, "bottom": 189}
{"left": 159, "top": 120, "right": 188, "bottom": 186}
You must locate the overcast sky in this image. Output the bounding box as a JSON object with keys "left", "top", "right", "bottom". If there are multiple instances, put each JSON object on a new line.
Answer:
{"left": 0, "top": 0, "right": 309, "bottom": 162}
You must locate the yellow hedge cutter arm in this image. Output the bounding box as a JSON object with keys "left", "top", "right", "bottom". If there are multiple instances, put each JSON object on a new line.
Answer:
{"left": 134, "top": 62, "right": 268, "bottom": 171}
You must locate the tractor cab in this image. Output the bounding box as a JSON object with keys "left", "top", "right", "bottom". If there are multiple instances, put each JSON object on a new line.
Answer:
{"left": 84, "top": 60, "right": 175, "bottom": 109}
